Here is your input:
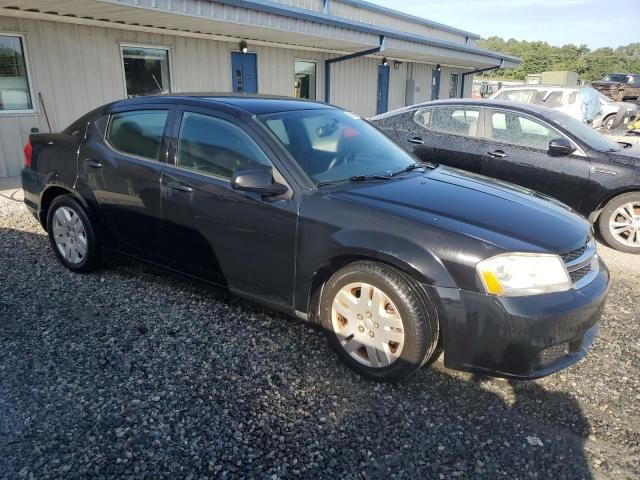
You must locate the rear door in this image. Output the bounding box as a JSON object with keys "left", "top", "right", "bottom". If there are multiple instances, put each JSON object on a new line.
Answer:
{"left": 406, "top": 105, "right": 488, "bottom": 174}
{"left": 159, "top": 105, "right": 298, "bottom": 307}
{"left": 77, "top": 105, "right": 172, "bottom": 260}
{"left": 481, "top": 107, "right": 591, "bottom": 208}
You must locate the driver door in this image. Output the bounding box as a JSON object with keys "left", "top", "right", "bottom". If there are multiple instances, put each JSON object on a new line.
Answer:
{"left": 481, "top": 108, "right": 591, "bottom": 207}
{"left": 159, "top": 106, "right": 298, "bottom": 307}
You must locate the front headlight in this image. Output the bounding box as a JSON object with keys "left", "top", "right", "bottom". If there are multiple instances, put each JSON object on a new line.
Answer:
{"left": 477, "top": 253, "right": 571, "bottom": 297}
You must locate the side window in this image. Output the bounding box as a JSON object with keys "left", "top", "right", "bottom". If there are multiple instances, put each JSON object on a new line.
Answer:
{"left": 413, "top": 108, "right": 431, "bottom": 128}
{"left": 176, "top": 112, "right": 272, "bottom": 179}
{"left": 430, "top": 107, "right": 480, "bottom": 137}
{"left": 496, "top": 90, "right": 532, "bottom": 103}
{"left": 568, "top": 91, "right": 578, "bottom": 104}
{"left": 544, "top": 91, "right": 564, "bottom": 108}
{"left": 265, "top": 119, "right": 290, "bottom": 146}
{"left": 107, "top": 110, "right": 168, "bottom": 160}
{"left": 489, "top": 110, "right": 557, "bottom": 150}
{"left": 532, "top": 90, "right": 550, "bottom": 105}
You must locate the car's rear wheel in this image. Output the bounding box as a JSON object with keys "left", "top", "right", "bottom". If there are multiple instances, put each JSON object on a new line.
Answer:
{"left": 47, "top": 195, "right": 101, "bottom": 271}
{"left": 598, "top": 192, "right": 640, "bottom": 254}
{"left": 319, "top": 261, "right": 438, "bottom": 382}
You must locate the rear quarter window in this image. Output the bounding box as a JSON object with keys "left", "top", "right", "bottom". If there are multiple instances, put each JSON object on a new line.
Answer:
{"left": 106, "top": 110, "right": 169, "bottom": 160}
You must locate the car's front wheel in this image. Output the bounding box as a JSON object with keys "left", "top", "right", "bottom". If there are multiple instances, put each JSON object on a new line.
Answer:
{"left": 46, "top": 195, "right": 101, "bottom": 272}
{"left": 319, "top": 261, "right": 439, "bottom": 382}
{"left": 598, "top": 192, "right": 640, "bottom": 254}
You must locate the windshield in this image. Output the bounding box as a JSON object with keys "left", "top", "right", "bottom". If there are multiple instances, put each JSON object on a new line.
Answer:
{"left": 603, "top": 74, "right": 628, "bottom": 82}
{"left": 258, "top": 109, "right": 416, "bottom": 185}
{"left": 546, "top": 110, "right": 622, "bottom": 152}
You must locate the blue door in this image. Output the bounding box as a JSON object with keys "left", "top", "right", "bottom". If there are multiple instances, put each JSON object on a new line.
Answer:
{"left": 431, "top": 66, "right": 441, "bottom": 100}
{"left": 231, "top": 52, "right": 258, "bottom": 94}
{"left": 376, "top": 64, "right": 390, "bottom": 114}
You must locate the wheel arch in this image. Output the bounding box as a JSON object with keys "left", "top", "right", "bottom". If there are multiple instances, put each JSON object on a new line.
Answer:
{"left": 588, "top": 187, "right": 640, "bottom": 224}
{"left": 301, "top": 247, "right": 454, "bottom": 324}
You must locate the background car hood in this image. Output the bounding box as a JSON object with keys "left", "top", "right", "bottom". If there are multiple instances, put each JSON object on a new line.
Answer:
{"left": 607, "top": 146, "right": 640, "bottom": 167}
{"left": 330, "top": 167, "right": 590, "bottom": 254}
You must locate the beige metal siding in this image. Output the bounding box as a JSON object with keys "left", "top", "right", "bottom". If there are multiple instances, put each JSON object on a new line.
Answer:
{"left": 328, "top": 1, "right": 469, "bottom": 44}
{"left": 271, "top": 0, "right": 324, "bottom": 11}
{"left": 409, "top": 63, "right": 433, "bottom": 104}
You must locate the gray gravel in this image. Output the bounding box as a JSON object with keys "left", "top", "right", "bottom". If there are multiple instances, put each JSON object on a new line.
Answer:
{"left": 0, "top": 190, "right": 638, "bottom": 479}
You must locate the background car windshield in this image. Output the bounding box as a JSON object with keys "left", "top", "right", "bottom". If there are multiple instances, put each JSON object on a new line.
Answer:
{"left": 260, "top": 110, "right": 416, "bottom": 184}
{"left": 546, "top": 110, "right": 622, "bottom": 152}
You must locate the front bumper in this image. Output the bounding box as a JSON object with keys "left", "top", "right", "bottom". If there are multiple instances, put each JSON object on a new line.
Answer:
{"left": 426, "top": 257, "right": 609, "bottom": 379}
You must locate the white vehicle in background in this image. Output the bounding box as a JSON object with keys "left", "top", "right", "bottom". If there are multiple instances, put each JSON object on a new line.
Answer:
{"left": 489, "top": 85, "right": 638, "bottom": 130}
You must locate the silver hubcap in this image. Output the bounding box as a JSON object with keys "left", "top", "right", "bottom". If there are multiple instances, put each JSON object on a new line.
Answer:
{"left": 52, "top": 206, "right": 88, "bottom": 264}
{"left": 609, "top": 202, "right": 640, "bottom": 248}
{"left": 331, "top": 282, "right": 405, "bottom": 368}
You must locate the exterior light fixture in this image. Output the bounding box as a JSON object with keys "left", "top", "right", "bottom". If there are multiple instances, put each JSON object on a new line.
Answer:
{"left": 240, "top": 40, "right": 248, "bottom": 54}
{"left": 393, "top": 60, "right": 402, "bottom": 70}
{"left": 381, "top": 57, "right": 388, "bottom": 66}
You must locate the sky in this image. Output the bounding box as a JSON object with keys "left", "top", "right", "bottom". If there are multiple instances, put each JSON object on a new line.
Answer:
{"left": 365, "top": 0, "right": 639, "bottom": 49}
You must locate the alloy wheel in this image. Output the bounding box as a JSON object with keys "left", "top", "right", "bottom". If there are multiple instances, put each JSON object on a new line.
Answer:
{"left": 608, "top": 202, "right": 640, "bottom": 248}
{"left": 51, "top": 206, "right": 88, "bottom": 264}
{"left": 331, "top": 282, "right": 405, "bottom": 368}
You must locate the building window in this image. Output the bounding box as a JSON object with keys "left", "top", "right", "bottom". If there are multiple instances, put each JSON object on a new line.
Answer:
{"left": 449, "top": 73, "right": 459, "bottom": 98}
{"left": 121, "top": 45, "right": 171, "bottom": 97}
{"left": 294, "top": 60, "right": 317, "bottom": 100}
{"left": 0, "top": 34, "right": 33, "bottom": 112}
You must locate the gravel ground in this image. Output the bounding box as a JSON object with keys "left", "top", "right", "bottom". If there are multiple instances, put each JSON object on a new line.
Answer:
{"left": 0, "top": 190, "right": 638, "bottom": 480}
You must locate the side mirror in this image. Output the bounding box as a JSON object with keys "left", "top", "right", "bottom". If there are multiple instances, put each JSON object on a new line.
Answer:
{"left": 548, "top": 138, "right": 576, "bottom": 157}
{"left": 231, "top": 167, "right": 288, "bottom": 197}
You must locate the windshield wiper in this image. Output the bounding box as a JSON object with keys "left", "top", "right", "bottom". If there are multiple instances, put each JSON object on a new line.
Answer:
{"left": 388, "top": 162, "right": 432, "bottom": 177}
{"left": 316, "top": 174, "right": 392, "bottom": 187}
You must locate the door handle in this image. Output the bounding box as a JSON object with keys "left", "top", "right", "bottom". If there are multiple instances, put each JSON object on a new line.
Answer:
{"left": 165, "top": 180, "right": 194, "bottom": 193}
{"left": 85, "top": 159, "right": 103, "bottom": 168}
{"left": 487, "top": 150, "right": 508, "bottom": 158}
{"left": 408, "top": 136, "right": 424, "bottom": 145}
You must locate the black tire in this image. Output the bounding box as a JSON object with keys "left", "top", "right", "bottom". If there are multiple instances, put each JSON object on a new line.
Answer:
{"left": 598, "top": 192, "right": 640, "bottom": 254}
{"left": 46, "top": 195, "right": 102, "bottom": 272}
{"left": 602, "top": 114, "right": 616, "bottom": 130}
{"left": 318, "top": 261, "right": 439, "bottom": 382}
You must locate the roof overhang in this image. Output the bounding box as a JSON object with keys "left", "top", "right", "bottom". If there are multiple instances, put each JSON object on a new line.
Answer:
{"left": 0, "top": 0, "right": 521, "bottom": 70}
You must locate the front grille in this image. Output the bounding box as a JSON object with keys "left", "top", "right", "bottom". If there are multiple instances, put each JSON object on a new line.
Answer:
{"left": 560, "top": 240, "right": 597, "bottom": 288}
{"left": 560, "top": 245, "right": 587, "bottom": 263}
{"left": 569, "top": 265, "right": 591, "bottom": 283}
{"left": 531, "top": 343, "right": 569, "bottom": 369}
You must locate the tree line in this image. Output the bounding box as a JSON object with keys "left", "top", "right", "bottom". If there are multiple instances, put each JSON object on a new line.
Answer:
{"left": 477, "top": 37, "right": 640, "bottom": 82}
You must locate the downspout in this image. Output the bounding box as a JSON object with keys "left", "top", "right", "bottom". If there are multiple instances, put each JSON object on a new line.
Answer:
{"left": 324, "top": 35, "right": 386, "bottom": 104}
{"left": 460, "top": 59, "right": 504, "bottom": 98}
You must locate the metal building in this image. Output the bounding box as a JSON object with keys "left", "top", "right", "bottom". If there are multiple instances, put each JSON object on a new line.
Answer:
{"left": 0, "top": 0, "right": 520, "bottom": 179}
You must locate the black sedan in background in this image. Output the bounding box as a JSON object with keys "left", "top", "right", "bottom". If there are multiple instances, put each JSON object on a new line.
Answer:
{"left": 22, "top": 95, "right": 608, "bottom": 381}
{"left": 371, "top": 99, "right": 640, "bottom": 253}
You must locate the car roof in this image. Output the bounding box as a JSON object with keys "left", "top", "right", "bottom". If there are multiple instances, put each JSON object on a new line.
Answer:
{"left": 108, "top": 93, "right": 338, "bottom": 115}
{"left": 498, "top": 85, "right": 575, "bottom": 91}
{"left": 370, "top": 98, "right": 559, "bottom": 120}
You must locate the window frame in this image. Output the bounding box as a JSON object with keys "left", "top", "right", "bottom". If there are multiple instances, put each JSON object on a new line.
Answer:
{"left": 119, "top": 43, "right": 173, "bottom": 98}
{"left": 0, "top": 32, "right": 37, "bottom": 115}
{"left": 293, "top": 59, "right": 318, "bottom": 101}
{"left": 483, "top": 107, "right": 585, "bottom": 156}
{"left": 103, "top": 105, "right": 172, "bottom": 163}
{"left": 414, "top": 105, "right": 485, "bottom": 139}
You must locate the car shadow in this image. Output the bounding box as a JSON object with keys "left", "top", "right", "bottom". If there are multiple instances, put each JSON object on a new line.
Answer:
{"left": 0, "top": 224, "right": 595, "bottom": 478}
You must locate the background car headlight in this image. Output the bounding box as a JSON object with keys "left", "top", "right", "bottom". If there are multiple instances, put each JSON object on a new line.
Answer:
{"left": 477, "top": 253, "right": 571, "bottom": 297}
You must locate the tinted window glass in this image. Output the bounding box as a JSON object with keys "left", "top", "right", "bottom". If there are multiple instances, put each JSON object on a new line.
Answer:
{"left": 532, "top": 90, "right": 564, "bottom": 107}
{"left": 259, "top": 109, "right": 415, "bottom": 185}
{"left": 176, "top": 112, "right": 272, "bottom": 179}
{"left": 546, "top": 110, "right": 622, "bottom": 152}
{"left": 413, "top": 108, "right": 431, "bottom": 127}
{"left": 489, "top": 110, "right": 556, "bottom": 150}
{"left": 107, "top": 110, "right": 168, "bottom": 160}
{"left": 430, "top": 107, "right": 480, "bottom": 137}
{"left": 449, "top": 73, "right": 459, "bottom": 98}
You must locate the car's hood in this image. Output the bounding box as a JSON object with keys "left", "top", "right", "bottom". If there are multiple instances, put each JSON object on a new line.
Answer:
{"left": 330, "top": 166, "right": 590, "bottom": 254}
